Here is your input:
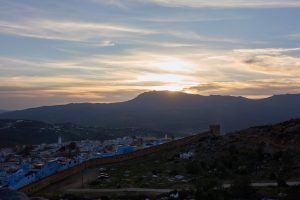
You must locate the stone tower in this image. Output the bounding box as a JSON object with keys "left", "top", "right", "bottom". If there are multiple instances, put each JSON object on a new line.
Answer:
{"left": 210, "top": 124, "right": 221, "bottom": 136}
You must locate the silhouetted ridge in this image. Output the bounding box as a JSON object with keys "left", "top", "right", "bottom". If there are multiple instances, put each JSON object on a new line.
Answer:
{"left": 1, "top": 92, "right": 300, "bottom": 132}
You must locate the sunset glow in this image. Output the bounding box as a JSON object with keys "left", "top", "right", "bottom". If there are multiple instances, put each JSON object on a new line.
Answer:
{"left": 1, "top": 0, "right": 300, "bottom": 109}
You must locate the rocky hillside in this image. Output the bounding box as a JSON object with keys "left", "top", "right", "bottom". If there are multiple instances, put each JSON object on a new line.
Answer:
{"left": 71, "top": 118, "right": 300, "bottom": 200}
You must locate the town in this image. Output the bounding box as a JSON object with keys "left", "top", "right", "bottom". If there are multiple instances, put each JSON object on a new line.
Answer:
{"left": 0, "top": 134, "right": 176, "bottom": 190}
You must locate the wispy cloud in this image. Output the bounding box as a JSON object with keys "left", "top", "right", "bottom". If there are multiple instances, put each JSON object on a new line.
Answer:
{"left": 234, "top": 47, "right": 300, "bottom": 55}
{"left": 164, "top": 31, "right": 242, "bottom": 44}
{"left": 1, "top": 0, "right": 300, "bottom": 109}
{"left": 0, "top": 18, "right": 244, "bottom": 46}
{"left": 285, "top": 34, "right": 300, "bottom": 40}
{"left": 184, "top": 80, "right": 300, "bottom": 99}
{"left": 145, "top": 0, "right": 300, "bottom": 8}
{"left": 0, "top": 19, "right": 155, "bottom": 42}
{"left": 87, "top": 0, "right": 300, "bottom": 8}
{"left": 1, "top": 45, "right": 300, "bottom": 109}
{"left": 233, "top": 48, "right": 300, "bottom": 76}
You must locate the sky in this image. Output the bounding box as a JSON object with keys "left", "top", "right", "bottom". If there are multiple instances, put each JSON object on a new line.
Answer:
{"left": 1, "top": 0, "right": 300, "bottom": 110}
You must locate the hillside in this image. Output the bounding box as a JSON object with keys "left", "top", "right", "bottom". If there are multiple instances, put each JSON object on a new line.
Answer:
{"left": 91, "top": 118, "right": 300, "bottom": 187}
{"left": 0, "top": 110, "right": 8, "bottom": 114}
{"left": 0, "top": 119, "right": 168, "bottom": 147}
{"left": 1, "top": 91, "right": 300, "bottom": 132}
{"left": 46, "top": 118, "right": 300, "bottom": 200}
{"left": 94, "top": 119, "right": 300, "bottom": 199}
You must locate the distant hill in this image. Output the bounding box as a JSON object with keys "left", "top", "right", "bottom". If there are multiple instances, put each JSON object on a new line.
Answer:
{"left": 1, "top": 91, "right": 300, "bottom": 132}
{"left": 0, "top": 119, "right": 168, "bottom": 147}
{"left": 0, "top": 110, "right": 8, "bottom": 114}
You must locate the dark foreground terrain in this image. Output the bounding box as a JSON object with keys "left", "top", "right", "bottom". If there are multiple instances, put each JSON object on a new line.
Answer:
{"left": 34, "top": 119, "right": 300, "bottom": 200}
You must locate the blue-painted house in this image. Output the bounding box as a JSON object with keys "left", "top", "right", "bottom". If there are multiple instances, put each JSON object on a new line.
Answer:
{"left": 116, "top": 146, "right": 135, "bottom": 155}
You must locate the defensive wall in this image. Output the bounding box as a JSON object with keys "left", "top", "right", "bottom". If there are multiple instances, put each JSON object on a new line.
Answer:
{"left": 19, "top": 131, "right": 211, "bottom": 195}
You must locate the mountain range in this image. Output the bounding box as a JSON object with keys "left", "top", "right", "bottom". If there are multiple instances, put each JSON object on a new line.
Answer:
{"left": 0, "top": 110, "right": 8, "bottom": 114}
{"left": 1, "top": 91, "right": 300, "bottom": 133}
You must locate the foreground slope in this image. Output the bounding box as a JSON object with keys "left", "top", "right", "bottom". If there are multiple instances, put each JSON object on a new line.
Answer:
{"left": 88, "top": 118, "right": 300, "bottom": 189}
{"left": 41, "top": 119, "right": 300, "bottom": 200}
{"left": 1, "top": 91, "right": 300, "bottom": 132}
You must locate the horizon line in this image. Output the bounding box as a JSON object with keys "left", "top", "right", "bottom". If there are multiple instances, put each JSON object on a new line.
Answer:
{"left": 2, "top": 90, "right": 299, "bottom": 111}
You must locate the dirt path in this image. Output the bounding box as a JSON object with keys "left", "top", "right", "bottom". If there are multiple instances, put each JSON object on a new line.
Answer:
{"left": 66, "top": 181, "right": 300, "bottom": 192}
{"left": 223, "top": 181, "right": 300, "bottom": 188}
{"left": 67, "top": 188, "right": 172, "bottom": 194}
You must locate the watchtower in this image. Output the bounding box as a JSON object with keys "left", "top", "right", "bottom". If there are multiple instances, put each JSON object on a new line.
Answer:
{"left": 210, "top": 124, "right": 221, "bottom": 136}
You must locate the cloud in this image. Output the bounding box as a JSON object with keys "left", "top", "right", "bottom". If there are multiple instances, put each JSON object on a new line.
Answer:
{"left": 234, "top": 48, "right": 300, "bottom": 55}
{"left": 88, "top": 0, "right": 300, "bottom": 8}
{"left": 0, "top": 18, "right": 245, "bottom": 46}
{"left": 145, "top": 0, "right": 300, "bottom": 8}
{"left": 185, "top": 83, "right": 222, "bottom": 92}
{"left": 54, "top": 0, "right": 300, "bottom": 9}
{"left": 0, "top": 19, "right": 155, "bottom": 42}
{"left": 0, "top": 0, "right": 44, "bottom": 18}
{"left": 0, "top": 2, "right": 247, "bottom": 47}
{"left": 1, "top": 46, "right": 300, "bottom": 109}
{"left": 184, "top": 80, "right": 300, "bottom": 98}
{"left": 0, "top": 85, "right": 146, "bottom": 110}
{"left": 285, "top": 34, "right": 300, "bottom": 40}
{"left": 234, "top": 48, "right": 300, "bottom": 76}
{"left": 99, "top": 0, "right": 129, "bottom": 9}
{"left": 1, "top": 0, "right": 299, "bottom": 110}
{"left": 164, "top": 31, "right": 242, "bottom": 44}
{"left": 242, "top": 55, "right": 300, "bottom": 73}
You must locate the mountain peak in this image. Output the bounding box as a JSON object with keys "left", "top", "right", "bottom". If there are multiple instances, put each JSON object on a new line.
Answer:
{"left": 131, "top": 90, "right": 199, "bottom": 104}
{"left": 135, "top": 90, "right": 193, "bottom": 98}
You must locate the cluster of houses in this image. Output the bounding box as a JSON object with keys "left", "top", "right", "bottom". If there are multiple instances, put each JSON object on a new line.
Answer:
{"left": 0, "top": 135, "right": 174, "bottom": 190}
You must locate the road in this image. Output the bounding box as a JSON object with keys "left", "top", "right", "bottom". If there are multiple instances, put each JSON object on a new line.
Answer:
{"left": 65, "top": 181, "right": 300, "bottom": 194}
{"left": 223, "top": 181, "right": 300, "bottom": 188}
{"left": 67, "top": 188, "right": 172, "bottom": 194}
